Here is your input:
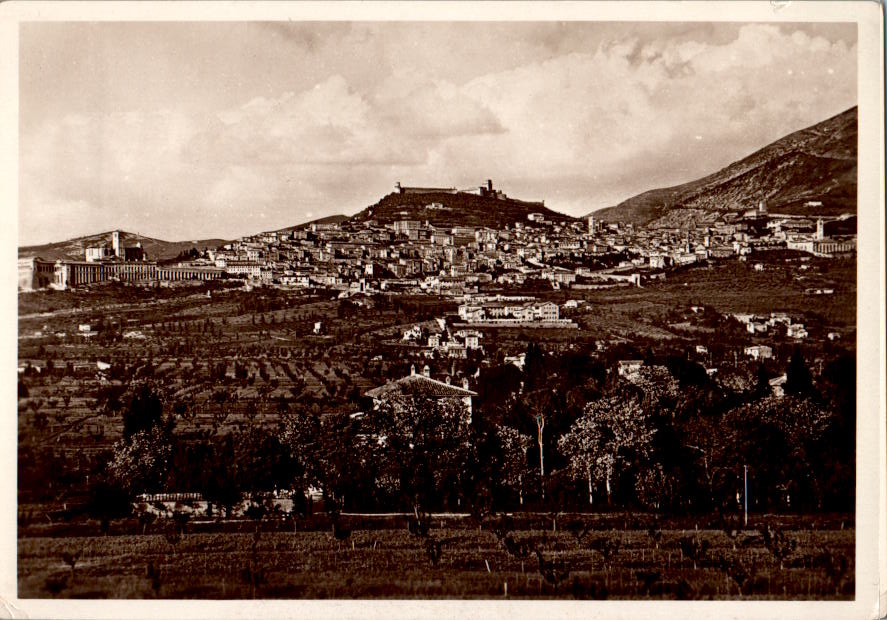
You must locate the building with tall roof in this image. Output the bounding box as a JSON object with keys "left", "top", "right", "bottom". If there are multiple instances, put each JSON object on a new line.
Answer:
{"left": 365, "top": 364, "right": 476, "bottom": 415}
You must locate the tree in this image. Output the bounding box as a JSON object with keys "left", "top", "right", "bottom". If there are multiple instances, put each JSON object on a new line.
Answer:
{"left": 520, "top": 387, "right": 557, "bottom": 502}
{"left": 817, "top": 354, "right": 856, "bottom": 510}
{"left": 632, "top": 365, "right": 680, "bottom": 415}
{"left": 754, "top": 362, "right": 771, "bottom": 397}
{"left": 106, "top": 382, "right": 175, "bottom": 496}
{"left": 680, "top": 411, "right": 740, "bottom": 511}
{"left": 723, "top": 395, "right": 832, "bottom": 511}
{"left": 122, "top": 384, "right": 165, "bottom": 440}
{"left": 558, "top": 391, "right": 654, "bottom": 505}
{"left": 495, "top": 424, "right": 533, "bottom": 505}
{"left": 233, "top": 426, "right": 289, "bottom": 496}
{"left": 86, "top": 478, "right": 133, "bottom": 533}
{"left": 784, "top": 348, "right": 813, "bottom": 396}
{"left": 315, "top": 413, "right": 364, "bottom": 511}
{"left": 523, "top": 342, "right": 547, "bottom": 391}
{"left": 202, "top": 435, "right": 243, "bottom": 518}
{"left": 475, "top": 364, "right": 522, "bottom": 412}
{"left": 279, "top": 408, "right": 321, "bottom": 507}
{"left": 367, "top": 394, "right": 471, "bottom": 514}
{"left": 107, "top": 423, "right": 174, "bottom": 495}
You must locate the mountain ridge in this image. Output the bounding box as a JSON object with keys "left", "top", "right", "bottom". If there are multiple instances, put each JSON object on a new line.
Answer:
{"left": 590, "top": 106, "right": 857, "bottom": 227}
{"left": 18, "top": 231, "right": 229, "bottom": 263}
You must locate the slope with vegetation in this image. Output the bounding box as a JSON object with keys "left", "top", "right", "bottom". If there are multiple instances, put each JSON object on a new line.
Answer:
{"left": 19, "top": 231, "right": 228, "bottom": 262}
{"left": 592, "top": 106, "right": 857, "bottom": 228}
{"left": 349, "top": 190, "right": 576, "bottom": 229}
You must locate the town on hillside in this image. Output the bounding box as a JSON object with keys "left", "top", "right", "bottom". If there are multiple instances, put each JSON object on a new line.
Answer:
{"left": 19, "top": 181, "right": 856, "bottom": 296}
{"left": 18, "top": 182, "right": 857, "bottom": 569}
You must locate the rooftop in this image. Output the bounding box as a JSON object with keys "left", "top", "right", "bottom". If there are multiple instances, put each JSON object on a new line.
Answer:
{"left": 365, "top": 373, "right": 477, "bottom": 400}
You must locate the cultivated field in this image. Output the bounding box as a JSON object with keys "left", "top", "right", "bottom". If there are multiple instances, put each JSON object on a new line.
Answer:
{"left": 19, "top": 514, "right": 854, "bottom": 600}
{"left": 17, "top": 256, "right": 857, "bottom": 601}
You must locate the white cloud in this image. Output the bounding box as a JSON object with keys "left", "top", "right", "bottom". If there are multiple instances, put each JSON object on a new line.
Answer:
{"left": 19, "top": 23, "right": 857, "bottom": 244}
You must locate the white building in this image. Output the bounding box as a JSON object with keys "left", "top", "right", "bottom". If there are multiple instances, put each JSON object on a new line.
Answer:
{"left": 617, "top": 360, "right": 644, "bottom": 378}
{"left": 744, "top": 345, "right": 773, "bottom": 360}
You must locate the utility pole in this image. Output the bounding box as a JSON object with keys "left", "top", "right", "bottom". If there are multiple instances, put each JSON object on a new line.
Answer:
{"left": 743, "top": 465, "right": 748, "bottom": 527}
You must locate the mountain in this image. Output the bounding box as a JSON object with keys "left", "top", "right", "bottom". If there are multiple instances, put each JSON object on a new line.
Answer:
{"left": 348, "top": 184, "right": 576, "bottom": 228}
{"left": 18, "top": 231, "right": 228, "bottom": 262}
{"left": 591, "top": 106, "right": 857, "bottom": 228}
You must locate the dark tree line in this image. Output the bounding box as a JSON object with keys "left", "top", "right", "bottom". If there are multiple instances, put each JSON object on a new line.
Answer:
{"left": 72, "top": 340, "right": 854, "bottom": 525}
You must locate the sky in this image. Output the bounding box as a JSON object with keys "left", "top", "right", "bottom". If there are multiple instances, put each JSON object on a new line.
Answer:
{"left": 18, "top": 21, "right": 857, "bottom": 245}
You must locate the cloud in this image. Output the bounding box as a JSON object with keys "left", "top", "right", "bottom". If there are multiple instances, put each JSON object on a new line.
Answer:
{"left": 19, "top": 22, "right": 857, "bottom": 244}
{"left": 446, "top": 23, "right": 857, "bottom": 209}
{"left": 190, "top": 73, "right": 504, "bottom": 169}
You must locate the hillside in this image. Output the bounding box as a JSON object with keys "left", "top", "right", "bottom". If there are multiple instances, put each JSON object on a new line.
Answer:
{"left": 349, "top": 189, "right": 575, "bottom": 228}
{"left": 592, "top": 106, "right": 857, "bottom": 228}
{"left": 269, "top": 214, "right": 349, "bottom": 233}
{"left": 18, "top": 231, "right": 228, "bottom": 262}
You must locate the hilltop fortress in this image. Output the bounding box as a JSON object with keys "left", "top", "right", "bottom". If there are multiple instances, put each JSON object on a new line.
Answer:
{"left": 394, "top": 179, "right": 545, "bottom": 208}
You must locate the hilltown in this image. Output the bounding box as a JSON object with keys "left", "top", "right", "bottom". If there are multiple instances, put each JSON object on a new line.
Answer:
{"left": 17, "top": 189, "right": 856, "bottom": 371}
{"left": 19, "top": 192, "right": 855, "bottom": 298}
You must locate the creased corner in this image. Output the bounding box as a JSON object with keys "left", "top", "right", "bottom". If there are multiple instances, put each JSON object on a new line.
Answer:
{"left": 0, "top": 596, "right": 27, "bottom": 620}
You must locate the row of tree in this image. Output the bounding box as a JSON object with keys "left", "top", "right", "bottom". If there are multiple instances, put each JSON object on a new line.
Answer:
{"left": 83, "top": 341, "right": 853, "bottom": 520}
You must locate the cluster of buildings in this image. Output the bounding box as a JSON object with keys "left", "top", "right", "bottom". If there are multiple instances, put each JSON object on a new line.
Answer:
{"left": 19, "top": 187, "right": 855, "bottom": 295}
{"left": 395, "top": 294, "right": 578, "bottom": 362}
{"left": 456, "top": 295, "right": 572, "bottom": 327}
{"left": 730, "top": 312, "right": 810, "bottom": 340}
{"left": 639, "top": 204, "right": 855, "bottom": 271}
{"left": 402, "top": 322, "right": 483, "bottom": 359}
{"left": 18, "top": 231, "right": 224, "bottom": 291}
{"left": 784, "top": 217, "right": 856, "bottom": 256}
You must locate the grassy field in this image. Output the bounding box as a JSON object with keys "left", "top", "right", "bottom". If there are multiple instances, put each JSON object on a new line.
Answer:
{"left": 574, "top": 255, "right": 856, "bottom": 337}
{"left": 19, "top": 517, "right": 854, "bottom": 600}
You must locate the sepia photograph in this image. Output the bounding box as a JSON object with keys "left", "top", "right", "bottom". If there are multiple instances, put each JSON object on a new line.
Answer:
{"left": 3, "top": 2, "right": 884, "bottom": 618}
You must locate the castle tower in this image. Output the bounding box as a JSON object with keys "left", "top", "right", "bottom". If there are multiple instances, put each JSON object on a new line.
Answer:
{"left": 816, "top": 218, "right": 824, "bottom": 240}
{"left": 588, "top": 216, "right": 596, "bottom": 234}
{"left": 758, "top": 199, "right": 768, "bottom": 216}
{"left": 112, "top": 231, "right": 120, "bottom": 258}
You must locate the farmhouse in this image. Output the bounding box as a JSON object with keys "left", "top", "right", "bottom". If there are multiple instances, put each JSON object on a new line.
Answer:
{"left": 744, "top": 345, "right": 774, "bottom": 360}
{"left": 365, "top": 364, "right": 477, "bottom": 415}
